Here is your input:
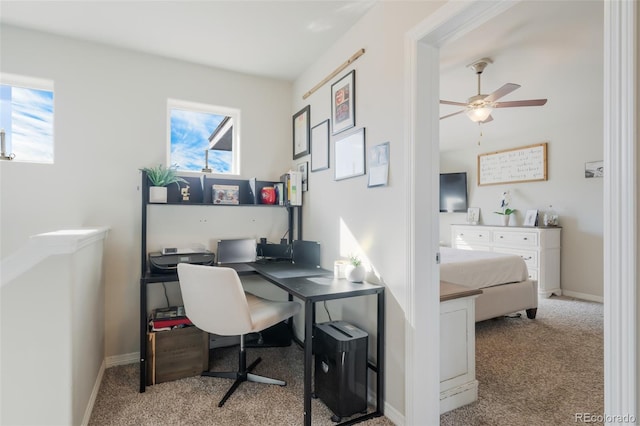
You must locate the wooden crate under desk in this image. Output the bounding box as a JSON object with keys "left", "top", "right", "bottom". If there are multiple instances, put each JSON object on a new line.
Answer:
{"left": 147, "top": 326, "right": 209, "bottom": 385}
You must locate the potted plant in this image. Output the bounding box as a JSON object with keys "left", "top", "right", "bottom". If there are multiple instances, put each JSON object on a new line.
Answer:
{"left": 344, "top": 254, "right": 366, "bottom": 283}
{"left": 494, "top": 190, "right": 516, "bottom": 226}
{"left": 139, "top": 164, "right": 187, "bottom": 203}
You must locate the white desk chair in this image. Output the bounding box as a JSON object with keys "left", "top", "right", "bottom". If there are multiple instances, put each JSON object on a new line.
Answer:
{"left": 177, "top": 263, "right": 301, "bottom": 407}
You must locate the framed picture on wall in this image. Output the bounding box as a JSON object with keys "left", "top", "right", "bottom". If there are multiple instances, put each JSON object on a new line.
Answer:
{"left": 310, "top": 119, "right": 329, "bottom": 172}
{"left": 331, "top": 70, "right": 356, "bottom": 135}
{"left": 293, "top": 105, "right": 310, "bottom": 159}
{"left": 297, "top": 161, "right": 309, "bottom": 191}
{"left": 335, "top": 127, "right": 365, "bottom": 181}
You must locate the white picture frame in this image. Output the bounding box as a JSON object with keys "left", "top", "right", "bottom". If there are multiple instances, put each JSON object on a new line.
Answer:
{"left": 467, "top": 207, "right": 480, "bottom": 225}
{"left": 334, "top": 128, "right": 365, "bottom": 181}
{"left": 524, "top": 209, "right": 538, "bottom": 226}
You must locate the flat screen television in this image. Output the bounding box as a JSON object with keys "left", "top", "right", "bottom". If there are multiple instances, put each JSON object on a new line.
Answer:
{"left": 440, "top": 172, "right": 468, "bottom": 213}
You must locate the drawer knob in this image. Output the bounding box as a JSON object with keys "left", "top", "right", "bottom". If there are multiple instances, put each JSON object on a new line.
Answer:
{"left": 523, "top": 237, "right": 528, "bottom": 240}
{"left": 523, "top": 256, "right": 533, "bottom": 260}
{"left": 499, "top": 235, "right": 504, "bottom": 238}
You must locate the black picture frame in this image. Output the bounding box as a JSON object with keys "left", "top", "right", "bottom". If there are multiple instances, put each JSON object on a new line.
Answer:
{"left": 293, "top": 105, "right": 310, "bottom": 159}
{"left": 331, "top": 70, "right": 356, "bottom": 135}
{"left": 310, "top": 119, "right": 330, "bottom": 172}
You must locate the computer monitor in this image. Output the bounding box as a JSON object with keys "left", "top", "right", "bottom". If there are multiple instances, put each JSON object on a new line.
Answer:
{"left": 217, "top": 238, "right": 257, "bottom": 264}
{"left": 291, "top": 240, "right": 320, "bottom": 267}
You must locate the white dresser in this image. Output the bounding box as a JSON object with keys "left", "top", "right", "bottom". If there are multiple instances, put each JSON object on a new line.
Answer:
{"left": 450, "top": 224, "right": 562, "bottom": 297}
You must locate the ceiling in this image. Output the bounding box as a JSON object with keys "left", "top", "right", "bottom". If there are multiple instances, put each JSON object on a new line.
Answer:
{"left": 0, "top": 0, "right": 376, "bottom": 81}
{"left": 439, "top": 1, "right": 602, "bottom": 151}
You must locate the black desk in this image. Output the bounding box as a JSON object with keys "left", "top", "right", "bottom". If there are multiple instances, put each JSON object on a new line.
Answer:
{"left": 139, "top": 263, "right": 385, "bottom": 426}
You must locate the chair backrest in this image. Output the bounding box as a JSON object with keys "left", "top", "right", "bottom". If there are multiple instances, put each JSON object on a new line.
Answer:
{"left": 177, "top": 263, "right": 254, "bottom": 336}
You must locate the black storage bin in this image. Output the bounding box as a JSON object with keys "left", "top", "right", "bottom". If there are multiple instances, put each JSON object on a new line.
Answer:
{"left": 314, "top": 321, "right": 368, "bottom": 420}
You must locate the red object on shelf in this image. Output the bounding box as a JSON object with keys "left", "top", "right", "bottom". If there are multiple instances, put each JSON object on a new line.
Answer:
{"left": 152, "top": 317, "right": 193, "bottom": 328}
{"left": 261, "top": 187, "right": 276, "bottom": 204}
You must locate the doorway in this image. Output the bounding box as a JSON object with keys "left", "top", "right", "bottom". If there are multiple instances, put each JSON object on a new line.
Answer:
{"left": 404, "top": 1, "right": 637, "bottom": 424}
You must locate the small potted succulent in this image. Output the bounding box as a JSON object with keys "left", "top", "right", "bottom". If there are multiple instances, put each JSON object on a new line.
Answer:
{"left": 344, "top": 254, "right": 366, "bottom": 283}
{"left": 139, "top": 164, "right": 187, "bottom": 203}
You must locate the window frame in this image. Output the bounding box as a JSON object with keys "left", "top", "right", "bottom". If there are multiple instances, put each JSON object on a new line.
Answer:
{"left": 0, "top": 72, "right": 55, "bottom": 164}
{"left": 167, "top": 98, "right": 241, "bottom": 176}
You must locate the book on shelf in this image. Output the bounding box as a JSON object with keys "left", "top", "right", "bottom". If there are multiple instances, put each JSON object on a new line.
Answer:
{"left": 150, "top": 306, "right": 193, "bottom": 331}
{"left": 280, "top": 171, "right": 302, "bottom": 206}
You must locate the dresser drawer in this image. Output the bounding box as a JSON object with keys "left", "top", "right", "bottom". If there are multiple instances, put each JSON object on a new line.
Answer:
{"left": 452, "top": 228, "right": 491, "bottom": 244}
{"left": 493, "top": 230, "right": 538, "bottom": 247}
{"left": 494, "top": 247, "right": 538, "bottom": 269}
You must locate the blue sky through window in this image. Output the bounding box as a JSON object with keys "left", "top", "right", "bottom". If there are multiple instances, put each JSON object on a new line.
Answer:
{"left": 170, "top": 108, "right": 232, "bottom": 173}
{"left": 0, "top": 84, "right": 54, "bottom": 163}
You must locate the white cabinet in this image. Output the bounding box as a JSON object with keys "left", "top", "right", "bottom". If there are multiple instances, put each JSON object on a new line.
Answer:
{"left": 440, "top": 282, "right": 481, "bottom": 414}
{"left": 451, "top": 225, "right": 561, "bottom": 297}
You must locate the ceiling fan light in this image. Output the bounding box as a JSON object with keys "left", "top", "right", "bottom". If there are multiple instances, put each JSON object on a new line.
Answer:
{"left": 466, "top": 106, "right": 493, "bottom": 122}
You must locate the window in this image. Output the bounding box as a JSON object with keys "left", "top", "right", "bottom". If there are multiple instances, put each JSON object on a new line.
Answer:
{"left": 168, "top": 99, "right": 240, "bottom": 175}
{"left": 0, "top": 73, "right": 54, "bottom": 164}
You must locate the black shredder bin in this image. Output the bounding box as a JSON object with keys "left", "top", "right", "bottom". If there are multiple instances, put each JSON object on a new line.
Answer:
{"left": 314, "top": 321, "right": 368, "bottom": 420}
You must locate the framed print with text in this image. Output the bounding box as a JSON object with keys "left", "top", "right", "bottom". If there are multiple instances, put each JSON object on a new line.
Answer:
{"left": 331, "top": 70, "right": 355, "bottom": 135}
{"left": 310, "top": 119, "right": 329, "bottom": 172}
{"left": 335, "top": 128, "right": 365, "bottom": 181}
{"left": 293, "top": 105, "right": 310, "bottom": 159}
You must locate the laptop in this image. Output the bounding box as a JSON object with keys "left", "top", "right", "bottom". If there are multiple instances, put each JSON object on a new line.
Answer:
{"left": 216, "top": 238, "right": 257, "bottom": 273}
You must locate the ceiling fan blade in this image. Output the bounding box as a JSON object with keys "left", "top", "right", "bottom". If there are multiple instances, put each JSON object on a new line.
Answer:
{"left": 494, "top": 99, "right": 548, "bottom": 108}
{"left": 484, "top": 83, "right": 521, "bottom": 102}
{"left": 440, "top": 100, "right": 468, "bottom": 107}
{"left": 440, "top": 110, "right": 465, "bottom": 120}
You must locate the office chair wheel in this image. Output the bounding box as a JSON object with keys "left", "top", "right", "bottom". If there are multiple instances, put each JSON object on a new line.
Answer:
{"left": 331, "top": 414, "right": 341, "bottom": 423}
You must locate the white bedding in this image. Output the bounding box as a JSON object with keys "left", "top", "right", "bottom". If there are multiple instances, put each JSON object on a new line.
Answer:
{"left": 440, "top": 247, "right": 528, "bottom": 290}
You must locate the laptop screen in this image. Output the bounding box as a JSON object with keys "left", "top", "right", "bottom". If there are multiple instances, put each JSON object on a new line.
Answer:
{"left": 217, "top": 238, "right": 257, "bottom": 264}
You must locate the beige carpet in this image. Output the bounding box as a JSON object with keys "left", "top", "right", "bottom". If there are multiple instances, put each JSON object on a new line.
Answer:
{"left": 441, "top": 295, "right": 603, "bottom": 426}
{"left": 90, "top": 295, "right": 602, "bottom": 426}
{"left": 89, "top": 342, "right": 393, "bottom": 426}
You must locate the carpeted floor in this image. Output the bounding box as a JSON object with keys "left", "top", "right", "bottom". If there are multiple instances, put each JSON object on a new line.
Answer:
{"left": 441, "top": 295, "right": 604, "bottom": 426}
{"left": 89, "top": 342, "right": 393, "bottom": 426}
{"left": 90, "top": 295, "right": 602, "bottom": 425}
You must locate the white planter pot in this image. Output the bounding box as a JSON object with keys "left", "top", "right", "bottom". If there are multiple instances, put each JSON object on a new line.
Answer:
{"left": 345, "top": 264, "right": 366, "bottom": 283}
{"left": 501, "top": 214, "right": 510, "bottom": 226}
{"left": 149, "top": 186, "right": 167, "bottom": 203}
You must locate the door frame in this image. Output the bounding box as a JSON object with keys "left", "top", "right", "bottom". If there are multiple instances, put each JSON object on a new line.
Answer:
{"left": 404, "top": 0, "right": 637, "bottom": 424}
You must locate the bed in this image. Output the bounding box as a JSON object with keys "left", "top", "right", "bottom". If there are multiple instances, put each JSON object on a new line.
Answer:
{"left": 440, "top": 247, "right": 538, "bottom": 322}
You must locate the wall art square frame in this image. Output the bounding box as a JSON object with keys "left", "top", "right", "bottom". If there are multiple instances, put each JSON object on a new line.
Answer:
{"left": 331, "top": 70, "right": 356, "bottom": 135}
{"left": 293, "top": 105, "right": 310, "bottom": 159}
{"left": 334, "top": 127, "right": 365, "bottom": 181}
{"left": 310, "top": 119, "right": 330, "bottom": 172}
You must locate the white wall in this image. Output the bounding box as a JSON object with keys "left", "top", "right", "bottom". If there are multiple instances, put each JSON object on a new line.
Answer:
{"left": 0, "top": 25, "right": 293, "bottom": 358}
{"left": 292, "top": 1, "right": 444, "bottom": 419}
{"left": 439, "top": 1, "right": 604, "bottom": 300}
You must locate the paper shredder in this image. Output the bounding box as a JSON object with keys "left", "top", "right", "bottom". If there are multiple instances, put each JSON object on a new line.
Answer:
{"left": 314, "top": 321, "right": 368, "bottom": 421}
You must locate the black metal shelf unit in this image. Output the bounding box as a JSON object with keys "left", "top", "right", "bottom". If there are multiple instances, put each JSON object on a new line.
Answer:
{"left": 138, "top": 171, "right": 302, "bottom": 392}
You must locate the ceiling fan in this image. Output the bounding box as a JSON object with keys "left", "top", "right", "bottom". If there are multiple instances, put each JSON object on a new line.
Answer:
{"left": 440, "top": 58, "right": 547, "bottom": 123}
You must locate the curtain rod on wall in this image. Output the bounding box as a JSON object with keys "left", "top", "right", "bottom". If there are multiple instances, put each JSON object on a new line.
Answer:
{"left": 302, "top": 48, "right": 365, "bottom": 100}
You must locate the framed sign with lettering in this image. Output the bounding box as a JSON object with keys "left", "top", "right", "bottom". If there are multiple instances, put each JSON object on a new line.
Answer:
{"left": 478, "top": 142, "right": 547, "bottom": 186}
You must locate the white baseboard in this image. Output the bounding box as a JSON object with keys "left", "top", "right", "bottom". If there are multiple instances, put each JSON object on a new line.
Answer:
{"left": 383, "top": 400, "right": 404, "bottom": 425}
{"left": 561, "top": 290, "right": 604, "bottom": 303}
{"left": 81, "top": 360, "right": 105, "bottom": 426}
{"left": 439, "top": 380, "right": 478, "bottom": 415}
{"left": 106, "top": 352, "right": 139, "bottom": 368}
